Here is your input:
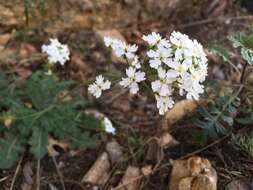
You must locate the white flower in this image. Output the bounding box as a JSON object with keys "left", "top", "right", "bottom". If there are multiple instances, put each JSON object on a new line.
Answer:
{"left": 104, "top": 37, "right": 137, "bottom": 59}
{"left": 142, "top": 32, "right": 162, "bottom": 46}
{"left": 42, "top": 38, "right": 70, "bottom": 65}
{"left": 119, "top": 67, "right": 145, "bottom": 94}
{"left": 103, "top": 117, "right": 115, "bottom": 135}
{"left": 151, "top": 67, "right": 173, "bottom": 96}
{"left": 130, "top": 56, "right": 141, "bottom": 69}
{"left": 166, "top": 59, "right": 190, "bottom": 78}
{"left": 147, "top": 46, "right": 172, "bottom": 69}
{"left": 155, "top": 95, "right": 174, "bottom": 115}
{"left": 180, "top": 72, "right": 204, "bottom": 100}
{"left": 88, "top": 75, "right": 111, "bottom": 98}
{"left": 104, "top": 37, "right": 118, "bottom": 47}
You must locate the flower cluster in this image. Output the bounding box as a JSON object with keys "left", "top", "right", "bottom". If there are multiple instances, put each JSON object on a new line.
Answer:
{"left": 42, "top": 38, "right": 70, "bottom": 66}
{"left": 88, "top": 75, "right": 111, "bottom": 98}
{"left": 88, "top": 31, "right": 208, "bottom": 115}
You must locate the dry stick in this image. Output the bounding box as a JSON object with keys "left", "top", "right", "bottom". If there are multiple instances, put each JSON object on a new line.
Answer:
{"left": 36, "top": 159, "right": 41, "bottom": 190}
{"left": 52, "top": 156, "right": 66, "bottom": 190}
{"left": 10, "top": 155, "right": 24, "bottom": 190}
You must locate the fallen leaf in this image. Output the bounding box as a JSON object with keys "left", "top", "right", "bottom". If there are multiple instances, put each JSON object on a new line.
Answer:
{"left": 162, "top": 99, "right": 207, "bottom": 129}
{"left": 158, "top": 132, "right": 179, "bottom": 148}
{"left": 82, "top": 152, "right": 110, "bottom": 185}
{"left": 117, "top": 166, "right": 141, "bottom": 190}
{"left": 168, "top": 156, "right": 217, "bottom": 190}
{"left": 47, "top": 137, "right": 69, "bottom": 157}
{"left": 106, "top": 141, "right": 123, "bottom": 164}
{"left": 0, "top": 33, "right": 11, "bottom": 47}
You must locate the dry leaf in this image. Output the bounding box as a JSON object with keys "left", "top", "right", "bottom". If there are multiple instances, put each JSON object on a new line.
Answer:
{"left": 47, "top": 137, "right": 69, "bottom": 157}
{"left": 106, "top": 141, "right": 123, "bottom": 164}
{"left": 141, "top": 165, "right": 152, "bottom": 176}
{"left": 82, "top": 152, "right": 110, "bottom": 185}
{"left": 0, "top": 33, "right": 11, "bottom": 47}
{"left": 158, "top": 132, "right": 179, "bottom": 148}
{"left": 117, "top": 166, "right": 141, "bottom": 190}
{"left": 168, "top": 156, "right": 217, "bottom": 190}
{"left": 162, "top": 100, "right": 207, "bottom": 129}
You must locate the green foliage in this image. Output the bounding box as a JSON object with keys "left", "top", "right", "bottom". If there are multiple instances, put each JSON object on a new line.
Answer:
{"left": 237, "top": 107, "right": 253, "bottom": 125}
{"left": 207, "top": 44, "right": 230, "bottom": 62}
{"left": 194, "top": 95, "right": 240, "bottom": 140}
{"left": 233, "top": 132, "right": 253, "bottom": 158}
{"left": 0, "top": 72, "right": 101, "bottom": 169}
{"left": 229, "top": 32, "right": 253, "bottom": 65}
{"left": 24, "top": 0, "right": 46, "bottom": 24}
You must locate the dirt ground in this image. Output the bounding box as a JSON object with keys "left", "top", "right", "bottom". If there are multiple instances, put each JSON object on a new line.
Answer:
{"left": 0, "top": 0, "right": 253, "bottom": 190}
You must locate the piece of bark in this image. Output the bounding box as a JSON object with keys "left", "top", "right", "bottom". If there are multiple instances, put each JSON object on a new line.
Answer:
{"left": 81, "top": 152, "right": 110, "bottom": 185}
{"left": 168, "top": 156, "right": 217, "bottom": 190}
{"left": 106, "top": 141, "right": 123, "bottom": 164}
{"left": 158, "top": 132, "right": 179, "bottom": 148}
{"left": 117, "top": 166, "right": 141, "bottom": 190}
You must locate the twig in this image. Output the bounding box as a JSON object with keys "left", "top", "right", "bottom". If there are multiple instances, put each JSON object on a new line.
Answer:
{"left": 0, "top": 176, "right": 8, "bottom": 183}
{"left": 36, "top": 159, "right": 41, "bottom": 190}
{"left": 10, "top": 155, "right": 24, "bottom": 190}
{"left": 52, "top": 156, "right": 66, "bottom": 190}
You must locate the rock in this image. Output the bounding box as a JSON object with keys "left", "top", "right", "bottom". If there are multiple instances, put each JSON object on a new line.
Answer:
{"left": 105, "top": 141, "right": 123, "bottom": 164}
{"left": 158, "top": 132, "right": 179, "bottom": 148}
{"left": 117, "top": 166, "right": 141, "bottom": 190}
{"left": 168, "top": 156, "right": 217, "bottom": 190}
{"left": 81, "top": 152, "right": 110, "bottom": 185}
